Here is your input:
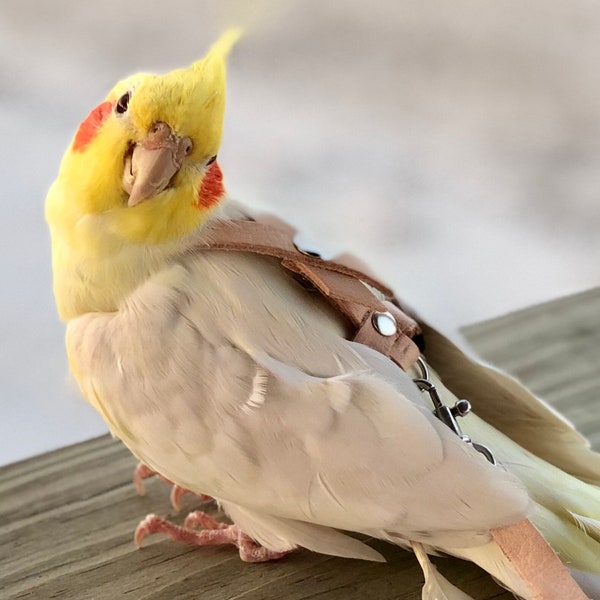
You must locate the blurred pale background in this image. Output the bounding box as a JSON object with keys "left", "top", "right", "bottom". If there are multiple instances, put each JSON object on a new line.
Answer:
{"left": 1, "top": 0, "right": 599, "bottom": 465}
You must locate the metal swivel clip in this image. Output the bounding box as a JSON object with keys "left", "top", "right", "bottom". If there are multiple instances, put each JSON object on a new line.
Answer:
{"left": 413, "top": 357, "right": 496, "bottom": 465}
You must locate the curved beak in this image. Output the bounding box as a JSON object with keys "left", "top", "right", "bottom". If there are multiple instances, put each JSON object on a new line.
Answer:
{"left": 122, "top": 122, "right": 193, "bottom": 207}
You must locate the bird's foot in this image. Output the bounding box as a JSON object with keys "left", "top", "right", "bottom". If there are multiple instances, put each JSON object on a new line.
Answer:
{"left": 134, "top": 511, "right": 289, "bottom": 563}
{"left": 133, "top": 462, "right": 211, "bottom": 510}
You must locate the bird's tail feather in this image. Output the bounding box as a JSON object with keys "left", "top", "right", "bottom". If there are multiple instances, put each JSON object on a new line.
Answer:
{"left": 444, "top": 541, "right": 535, "bottom": 600}
{"left": 569, "top": 510, "right": 600, "bottom": 543}
{"left": 463, "top": 409, "right": 600, "bottom": 576}
{"left": 442, "top": 502, "right": 600, "bottom": 600}
{"left": 533, "top": 503, "right": 600, "bottom": 576}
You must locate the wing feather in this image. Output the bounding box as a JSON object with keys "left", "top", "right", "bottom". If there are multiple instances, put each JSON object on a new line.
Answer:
{"left": 66, "top": 250, "right": 530, "bottom": 550}
{"left": 420, "top": 322, "right": 600, "bottom": 484}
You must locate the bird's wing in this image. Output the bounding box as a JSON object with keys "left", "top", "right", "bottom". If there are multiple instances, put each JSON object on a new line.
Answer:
{"left": 66, "top": 250, "right": 530, "bottom": 550}
{"left": 419, "top": 322, "right": 600, "bottom": 485}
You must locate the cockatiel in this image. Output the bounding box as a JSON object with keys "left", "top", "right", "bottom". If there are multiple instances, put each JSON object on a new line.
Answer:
{"left": 46, "top": 31, "right": 600, "bottom": 600}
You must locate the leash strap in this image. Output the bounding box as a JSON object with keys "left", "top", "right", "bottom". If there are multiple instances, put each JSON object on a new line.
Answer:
{"left": 492, "top": 519, "right": 588, "bottom": 599}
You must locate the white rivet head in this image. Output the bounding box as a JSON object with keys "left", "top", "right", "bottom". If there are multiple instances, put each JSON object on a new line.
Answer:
{"left": 293, "top": 232, "right": 335, "bottom": 260}
{"left": 372, "top": 311, "right": 397, "bottom": 336}
{"left": 294, "top": 241, "right": 322, "bottom": 258}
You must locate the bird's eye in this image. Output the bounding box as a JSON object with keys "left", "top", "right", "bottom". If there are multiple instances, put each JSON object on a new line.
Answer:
{"left": 115, "top": 92, "right": 131, "bottom": 115}
{"left": 207, "top": 155, "right": 217, "bottom": 165}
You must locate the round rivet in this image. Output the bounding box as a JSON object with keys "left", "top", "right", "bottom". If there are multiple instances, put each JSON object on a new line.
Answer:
{"left": 453, "top": 399, "right": 472, "bottom": 417}
{"left": 293, "top": 232, "right": 335, "bottom": 260}
{"left": 372, "top": 311, "right": 397, "bottom": 336}
{"left": 294, "top": 242, "right": 321, "bottom": 258}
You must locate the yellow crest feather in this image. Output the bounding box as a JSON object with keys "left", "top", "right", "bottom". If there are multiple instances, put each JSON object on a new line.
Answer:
{"left": 46, "top": 30, "right": 243, "bottom": 320}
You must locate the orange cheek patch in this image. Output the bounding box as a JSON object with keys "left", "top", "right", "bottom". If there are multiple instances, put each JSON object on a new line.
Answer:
{"left": 196, "top": 162, "right": 225, "bottom": 209}
{"left": 72, "top": 101, "right": 114, "bottom": 152}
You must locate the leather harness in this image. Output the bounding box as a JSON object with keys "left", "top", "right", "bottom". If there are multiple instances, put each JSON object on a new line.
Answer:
{"left": 198, "top": 217, "right": 422, "bottom": 371}
{"left": 196, "top": 217, "right": 587, "bottom": 600}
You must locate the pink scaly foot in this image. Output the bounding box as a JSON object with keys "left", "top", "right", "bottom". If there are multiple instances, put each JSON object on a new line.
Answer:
{"left": 133, "top": 462, "right": 211, "bottom": 510}
{"left": 184, "top": 510, "right": 230, "bottom": 530}
{"left": 135, "top": 512, "right": 290, "bottom": 563}
{"left": 133, "top": 463, "right": 169, "bottom": 496}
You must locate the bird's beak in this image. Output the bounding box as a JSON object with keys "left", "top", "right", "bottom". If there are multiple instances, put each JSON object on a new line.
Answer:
{"left": 122, "top": 122, "right": 193, "bottom": 207}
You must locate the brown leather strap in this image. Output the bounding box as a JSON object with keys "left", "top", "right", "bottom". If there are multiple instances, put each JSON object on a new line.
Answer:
{"left": 199, "top": 217, "right": 586, "bottom": 598}
{"left": 492, "top": 520, "right": 588, "bottom": 599}
{"left": 200, "top": 219, "right": 395, "bottom": 297}
{"left": 197, "top": 218, "right": 421, "bottom": 370}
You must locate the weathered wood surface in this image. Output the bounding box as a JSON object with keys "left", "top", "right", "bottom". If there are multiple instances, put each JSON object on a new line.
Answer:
{"left": 1, "top": 288, "right": 598, "bottom": 600}
{"left": 463, "top": 287, "right": 600, "bottom": 451}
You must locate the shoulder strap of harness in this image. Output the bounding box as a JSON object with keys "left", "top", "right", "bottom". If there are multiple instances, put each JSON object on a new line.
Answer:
{"left": 196, "top": 217, "right": 421, "bottom": 371}
{"left": 196, "top": 216, "right": 587, "bottom": 600}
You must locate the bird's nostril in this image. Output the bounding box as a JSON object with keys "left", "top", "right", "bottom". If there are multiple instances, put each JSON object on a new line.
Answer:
{"left": 180, "top": 137, "right": 193, "bottom": 157}
{"left": 149, "top": 122, "right": 172, "bottom": 137}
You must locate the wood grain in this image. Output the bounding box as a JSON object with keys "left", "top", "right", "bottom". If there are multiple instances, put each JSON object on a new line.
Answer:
{"left": 463, "top": 287, "right": 600, "bottom": 451}
{"left": 1, "top": 288, "right": 598, "bottom": 599}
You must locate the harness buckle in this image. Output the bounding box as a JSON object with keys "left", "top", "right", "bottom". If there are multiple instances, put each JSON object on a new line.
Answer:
{"left": 414, "top": 357, "right": 496, "bottom": 465}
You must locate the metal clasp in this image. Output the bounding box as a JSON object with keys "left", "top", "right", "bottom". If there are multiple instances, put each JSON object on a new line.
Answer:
{"left": 414, "top": 357, "right": 496, "bottom": 465}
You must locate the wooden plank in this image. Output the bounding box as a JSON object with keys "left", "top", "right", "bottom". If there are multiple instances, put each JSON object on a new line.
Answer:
{"left": 2, "top": 288, "right": 598, "bottom": 599}
{"left": 463, "top": 287, "right": 600, "bottom": 450}
{"left": 0, "top": 433, "right": 505, "bottom": 599}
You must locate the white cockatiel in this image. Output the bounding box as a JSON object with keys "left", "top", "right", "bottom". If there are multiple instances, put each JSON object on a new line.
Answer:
{"left": 46, "top": 31, "right": 600, "bottom": 599}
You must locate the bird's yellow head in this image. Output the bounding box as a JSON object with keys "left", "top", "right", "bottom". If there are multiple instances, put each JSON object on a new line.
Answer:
{"left": 46, "top": 30, "right": 240, "bottom": 320}
{"left": 47, "top": 30, "right": 239, "bottom": 247}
